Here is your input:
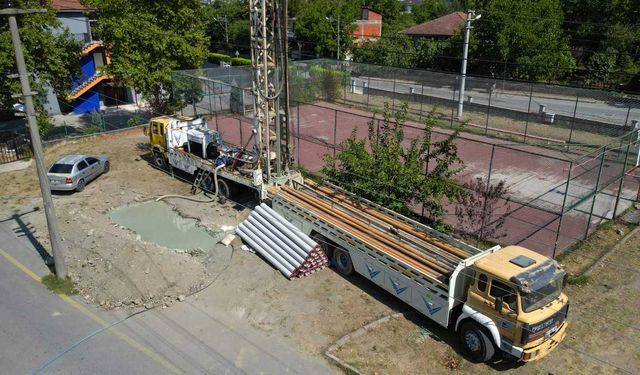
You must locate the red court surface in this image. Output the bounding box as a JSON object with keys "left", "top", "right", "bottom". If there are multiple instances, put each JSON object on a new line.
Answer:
{"left": 207, "top": 102, "right": 638, "bottom": 257}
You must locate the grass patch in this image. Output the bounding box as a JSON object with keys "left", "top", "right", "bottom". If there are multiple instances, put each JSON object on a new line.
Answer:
{"left": 41, "top": 274, "right": 77, "bottom": 295}
{"left": 567, "top": 274, "right": 591, "bottom": 286}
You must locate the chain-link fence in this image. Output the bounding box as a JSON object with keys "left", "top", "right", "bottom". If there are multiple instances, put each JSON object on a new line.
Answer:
{"left": 294, "top": 59, "right": 640, "bottom": 149}
{"left": 171, "top": 65, "right": 640, "bottom": 258}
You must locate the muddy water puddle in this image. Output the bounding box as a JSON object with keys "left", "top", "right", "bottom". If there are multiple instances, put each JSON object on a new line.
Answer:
{"left": 110, "top": 200, "right": 222, "bottom": 252}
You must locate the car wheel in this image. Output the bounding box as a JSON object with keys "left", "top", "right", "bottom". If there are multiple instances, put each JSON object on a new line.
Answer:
{"left": 153, "top": 153, "right": 167, "bottom": 170}
{"left": 103, "top": 161, "right": 110, "bottom": 174}
{"left": 76, "top": 179, "right": 86, "bottom": 192}
{"left": 332, "top": 248, "right": 353, "bottom": 276}
{"left": 459, "top": 321, "right": 495, "bottom": 362}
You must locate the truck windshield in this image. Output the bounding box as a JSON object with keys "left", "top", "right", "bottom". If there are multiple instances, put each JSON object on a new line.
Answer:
{"left": 520, "top": 278, "right": 562, "bottom": 313}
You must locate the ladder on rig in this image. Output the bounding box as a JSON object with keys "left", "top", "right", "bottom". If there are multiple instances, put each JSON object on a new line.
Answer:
{"left": 191, "top": 169, "right": 211, "bottom": 194}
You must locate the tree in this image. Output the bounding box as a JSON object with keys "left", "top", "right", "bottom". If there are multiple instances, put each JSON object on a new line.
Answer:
{"left": 454, "top": 177, "right": 510, "bottom": 243}
{"left": 352, "top": 34, "right": 418, "bottom": 68}
{"left": 412, "top": 0, "right": 448, "bottom": 24}
{"left": 203, "top": 0, "right": 249, "bottom": 54}
{"left": 293, "top": 0, "right": 359, "bottom": 58}
{"left": 86, "top": 0, "right": 209, "bottom": 115}
{"left": 323, "top": 103, "right": 464, "bottom": 230}
{"left": 0, "top": 0, "right": 79, "bottom": 117}
{"left": 470, "top": 0, "right": 575, "bottom": 81}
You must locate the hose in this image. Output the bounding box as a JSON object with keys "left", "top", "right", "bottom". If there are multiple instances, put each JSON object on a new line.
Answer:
{"left": 156, "top": 164, "right": 225, "bottom": 203}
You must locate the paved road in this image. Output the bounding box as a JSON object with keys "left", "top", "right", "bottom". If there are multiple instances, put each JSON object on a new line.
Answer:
{"left": 352, "top": 77, "right": 640, "bottom": 126}
{"left": 0, "top": 215, "right": 332, "bottom": 375}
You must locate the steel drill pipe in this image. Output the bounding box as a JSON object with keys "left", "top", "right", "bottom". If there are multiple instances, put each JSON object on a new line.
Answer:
{"left": 278, "top": 190, "right": 446, "bottom": 283}
{"left": 307, "top": 181, "right": 469, "bottom": 259}
{"left": 282, "top": 187, "right": 451, "bottom": 275}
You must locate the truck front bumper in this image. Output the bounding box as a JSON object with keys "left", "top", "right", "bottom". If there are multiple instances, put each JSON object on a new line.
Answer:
{"left": 521, "top": 321, "right": 568, "bottom": 361}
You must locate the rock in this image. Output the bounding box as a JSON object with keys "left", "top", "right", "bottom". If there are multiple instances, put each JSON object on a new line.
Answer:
{"left": 87, "top": 229, "right": 94, "bottom": 236}
{"left": 105, "top": 261, "right": 112, "bottom": 272}
{"left": 220, "top": 234, "right": 235, "bottom": 246}
{"left": 135, "top": 234, "right": 141, "bottom": 241}
{"left": 144, "top": 266, "right": 150, "bottom": 274}
{"left": 615, "top": 228, "right": 624, "bottom": 236}
{"left": 177, "top": 294, "right": 186, "bottom": 302}
{"left": 144, "top": 303, "right": 153, "bottom": 309}
{"left": 133, "top": 298, "right": 142, "bottom": 305}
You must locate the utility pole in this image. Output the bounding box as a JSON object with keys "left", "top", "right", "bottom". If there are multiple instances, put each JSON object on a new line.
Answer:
{"left": 214, "top": 15, "right": 229, "bottom": 51}
{"left": 326, "top": 15, "right": 340, "bottom": 60}
{"left": 1, "top": 2, "right": 67, "bottom": 278}
{"left": 457, "top": 9, "right": 481, "bottom": 120}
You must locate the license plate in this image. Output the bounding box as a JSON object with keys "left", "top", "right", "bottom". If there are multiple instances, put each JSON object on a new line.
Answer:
{"left": 545, "top": 324, "right": 559, "bottom": 338}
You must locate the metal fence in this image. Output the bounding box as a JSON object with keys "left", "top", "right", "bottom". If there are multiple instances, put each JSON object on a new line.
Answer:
{"left": 294, "top": 59, "right": 640, "bottom": 149}
{"left": 0, "top": 130, "right": 31, "bottom": 164}
{"left": 171, "top": 65, "right": 640, "bottom": 258}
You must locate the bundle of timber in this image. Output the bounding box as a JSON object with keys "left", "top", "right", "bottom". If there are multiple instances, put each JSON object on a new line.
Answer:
{"left": 236, "top": 203, "right": 329, "bottom": 279}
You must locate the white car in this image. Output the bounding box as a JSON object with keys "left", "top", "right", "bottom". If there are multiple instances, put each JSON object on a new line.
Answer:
{"left": 47, "top": 154, "right": 110, "bottom": 192}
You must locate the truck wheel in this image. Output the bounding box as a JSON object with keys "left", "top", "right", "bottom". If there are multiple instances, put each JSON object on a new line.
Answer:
{"left": 333, "top": 248, "right": 353, "bottom": 276}
{"left": 459, "top": 321, "right": 495, "bottom": 362}
{"left": 217, "top": 179, "right": 232, "bottom": 203}
{"left": 153, "top": 153, "right": 167, "bottom": 170}
{"left": 312, "top": 233, "right": 333, "bottom": 258}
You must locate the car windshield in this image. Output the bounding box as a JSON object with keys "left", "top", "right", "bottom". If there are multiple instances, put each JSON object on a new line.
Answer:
{"left": 49, "top": 163, "right": 73, "bottom": 174}
{"left": 520, "top": 278, "right": 563, "bottom": 313}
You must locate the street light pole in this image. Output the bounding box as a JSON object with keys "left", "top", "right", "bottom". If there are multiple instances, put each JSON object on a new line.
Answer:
{"left": 1, "top": 5, "right": 67, "bottom": 278}
{"left": 213, "top": 15, "right": 229, "bottom": 51}
{"left": 457, "top": 9, "right": 481, "bottom": 120}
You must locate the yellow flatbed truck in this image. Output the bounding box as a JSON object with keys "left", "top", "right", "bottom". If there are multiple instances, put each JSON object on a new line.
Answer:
{"left": 274, "top": 182, "right": 569, "bottom": 362}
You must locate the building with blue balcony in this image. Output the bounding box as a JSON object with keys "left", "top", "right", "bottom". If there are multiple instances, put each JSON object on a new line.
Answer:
{"left": 43, "top": 0, "right": 136, "bottom": 115}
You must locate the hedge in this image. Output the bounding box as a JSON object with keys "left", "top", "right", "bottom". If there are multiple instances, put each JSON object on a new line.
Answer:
{"left": 208, "top": 53, "right": 252, "bottom": 66}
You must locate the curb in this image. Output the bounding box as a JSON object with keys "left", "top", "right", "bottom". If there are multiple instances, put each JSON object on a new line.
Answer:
{"left": 584, "top": 224, "right": 640, "bottom": 276}
{"left": 324, "top": 312, "right": 411, "bottom": 375}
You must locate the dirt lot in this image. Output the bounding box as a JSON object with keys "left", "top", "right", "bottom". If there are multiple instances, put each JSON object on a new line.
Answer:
{"left": 1, "top": 130, "right": 637, "bottom": 374}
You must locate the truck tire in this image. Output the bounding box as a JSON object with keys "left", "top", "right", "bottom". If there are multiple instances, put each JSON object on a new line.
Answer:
{"left": 153, "top": 153, "right": 167, "bottom": 170}
{"left": 312, "top": 233, "right": 333, "bottom": 258}
{"left": 459, "top": 321, "right": 496, "bottom": 362}
{"left": 333, "top": 248, "right": 354, "bottom": 276}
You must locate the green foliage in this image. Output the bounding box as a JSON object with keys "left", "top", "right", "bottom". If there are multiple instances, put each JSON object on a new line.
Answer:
{"left": 412, "top": 0, "right": 449, "bottom": 24}
{"left": 208, "top": 52, "right": 232, "bottom": 64}
{"left": 127, "top": 115, "right": 142, "bottom": 127}
{"left": 293, "top": 0, "right": 360, "bottom": 58}
{"left": 567, "top": 274, "right": 591, "bottom": 286}
{"left": 36, "top": 111, "right": 55, "bottom": 138}
{"left": 0, "top": 0, "right": 79, "bottom": 114}
{"left": 42, "top": 274, "right": 77, "bottom": 295}
{"left": 231, "top": 57, "right": 252, "bottom": 66}
{"left": 471, "top": 0, "right": 575, "bottom": 81}
{"left": 352, "top": 34, "right": 418, "bottom": 68}
{"left": 323, "top": 103, "right": 464, "bottom": 229}
{"left": 203, "top": 0, "right": 249, "bottom": 53}
{"left": 86, "top": 0, "right": 209, "bottom": 115}
{"left": 290, "top": 65, "right": 349, "bottom": 102}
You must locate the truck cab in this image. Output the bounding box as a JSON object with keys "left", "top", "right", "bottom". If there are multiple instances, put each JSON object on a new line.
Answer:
{"left": 457, "top": 246, "right": 568, "bottom": 362}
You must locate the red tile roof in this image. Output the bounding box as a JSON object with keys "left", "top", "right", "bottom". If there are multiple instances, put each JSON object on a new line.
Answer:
{"left": 401, "top": 11, "right": 466, "bottom": 37}
{"left": 50, "top": 0, "right": 92, "bottom": 11}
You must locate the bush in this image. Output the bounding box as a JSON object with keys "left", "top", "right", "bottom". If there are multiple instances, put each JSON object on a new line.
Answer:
{"left": 231, "top": 57, "right": 252, "bottom": 66}
{"left": 208, "top": 52, "right": 232, "bottom": 64}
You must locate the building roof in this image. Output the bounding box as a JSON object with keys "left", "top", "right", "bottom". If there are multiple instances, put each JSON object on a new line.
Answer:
{"left": 50, "top": 0, "right": 92, "bottom": 11}
{"left": 401, "top": 11, "right": 466, "bottom": 37}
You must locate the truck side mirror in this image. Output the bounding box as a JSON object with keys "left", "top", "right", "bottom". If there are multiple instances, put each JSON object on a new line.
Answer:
{"left": 495, "top": 296, "right": 503, "bottom": 312}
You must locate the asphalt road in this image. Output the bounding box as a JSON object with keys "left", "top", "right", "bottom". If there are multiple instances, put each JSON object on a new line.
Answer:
{"left": 0, "top": 215, "right": 332, "bottom": 375}
{"left": 352, "top": 77, "right": 640, "bottom": 126}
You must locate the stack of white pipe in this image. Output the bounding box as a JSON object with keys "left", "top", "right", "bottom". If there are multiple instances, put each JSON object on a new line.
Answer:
{"left": 236, "top": 203, "right": 329, "bottom": 279}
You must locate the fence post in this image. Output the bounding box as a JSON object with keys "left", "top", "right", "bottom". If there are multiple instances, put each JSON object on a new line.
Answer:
{"left": 366, "top": 76, "right": 371, "bottom": 110}
{"left": 450, "top": 78, "right": 457, "bottom": 128}
{"left": 568, "top": 91, "right": 580, "bottom": 144}
{"left": 624, "top": 105, "right": 631, "bottom": 127}
{"left": 297, "top": 103, "right": 301, "bottom": 168}
{"left": 239, "top": 117, "right": 243, "bottom": 145}
{"left": 585, "top": 147, "right": 606, "bottom": 239}
{"left": 480, "top": 145, "right": 496, "bottom": 240}
{"left": 553, "top": 161, "right": 573, "bottom": 258}
{"left": 523, "top": 84, "right": 533, "bottom": 143}
{"left": 612, "top": 142, "right": 632, "bottom": 217}
{"left": 485, "top": 89, "right": 493, "bottom": 135}
{"left": 421, "top": 128, "right": 432, "bottom": 218}
{"left": 391, "top": 70, "right": 397, "bottom": 111}
{"left": 419, "top": 82, "right": 425, "bottom": 120}
{"left": 333, "top": 109, "right": 338, "bottom": 160}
